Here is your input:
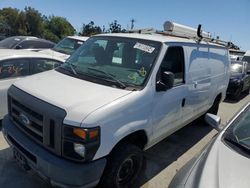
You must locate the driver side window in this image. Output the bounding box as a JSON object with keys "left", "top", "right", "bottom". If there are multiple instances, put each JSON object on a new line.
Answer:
{"left": 159, "top": 46, "right": 185, "bottom": 86}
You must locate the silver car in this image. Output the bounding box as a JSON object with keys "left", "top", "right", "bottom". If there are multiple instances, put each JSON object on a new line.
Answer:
{"left": 169, "top": 102, "right": 250, "bottom": 188}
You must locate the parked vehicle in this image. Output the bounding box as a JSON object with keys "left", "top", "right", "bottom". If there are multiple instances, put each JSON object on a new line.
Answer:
{"left": 2, "top": 21, "right": 230, "bottom": 188}
{"left": 0, "top": 36, "right": 55, "bottom": 50}
{"left": 0, "top": 49, "right": 64, "bottom": 120}
{"left": 226, "top": 60, "right": 250, "bottom": 100}
{"left": 229, "top": 49, "right": 245, "bottom": 61}
{"left": 0, "top": 34, "right": 6, "bottom": 41}
{"left": 39, "top": 36, "right": 89, "bottom": 60}
{"left": 242, "top": 50, "right": 250, "bottom": 64}
{"left": 169, "top": 102, "right": 250, "bottom": 188}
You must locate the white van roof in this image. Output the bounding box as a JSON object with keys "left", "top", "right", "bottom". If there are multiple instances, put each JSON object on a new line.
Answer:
{"left": 96, "top": 33, "right": 226, "bottom": 48}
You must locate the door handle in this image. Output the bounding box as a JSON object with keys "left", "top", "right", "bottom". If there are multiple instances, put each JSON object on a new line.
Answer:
{"left": 182, "top": 98, "right": 186, "bottom": 107}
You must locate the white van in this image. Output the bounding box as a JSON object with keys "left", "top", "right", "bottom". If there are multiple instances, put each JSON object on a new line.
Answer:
{"left": 3, "top": 22, "right": 230, "bottom": 188}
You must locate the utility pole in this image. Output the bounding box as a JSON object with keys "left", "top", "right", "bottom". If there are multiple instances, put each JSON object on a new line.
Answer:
{"left": 130, "top": 18, "right": 135, "bottom": 30}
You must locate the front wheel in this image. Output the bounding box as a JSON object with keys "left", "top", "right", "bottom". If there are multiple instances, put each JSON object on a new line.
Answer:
{"left": 99, "top": 143, "right": 143, "bottom": 188}
{"left": 243, "top": 85, "right": 250, "bottom": 94}
{"left": 232, "top": 86, "right": 242, "bottom": 100}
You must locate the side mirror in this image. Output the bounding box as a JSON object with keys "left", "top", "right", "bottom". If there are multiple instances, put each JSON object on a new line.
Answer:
{"left": 156, "top": 71, "right": 174, "bottom": 91}
{"left": 15, "top": 45, "right": 22, "bottom": 49}
{"left": 205, "top": 113, "right": 223, "bottom": 131}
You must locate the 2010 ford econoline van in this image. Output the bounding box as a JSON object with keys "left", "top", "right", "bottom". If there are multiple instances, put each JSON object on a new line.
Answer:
{"left": 3, "top": 21, "right": 230, "bottom": 188}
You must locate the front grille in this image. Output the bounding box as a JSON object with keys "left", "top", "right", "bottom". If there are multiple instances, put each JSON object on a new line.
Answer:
{"left": 10, "top": 98, "right": 44, "bottom": 143}
{"left": 8, "top": 86, "right": 66, "bottom": 156}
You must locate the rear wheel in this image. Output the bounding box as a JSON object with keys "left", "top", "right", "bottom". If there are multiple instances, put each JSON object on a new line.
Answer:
{"left": 100, "top": 143, "right": 143, "bottom": 188}
{"left": 207, "top": 97, "right": 220, "bottom": 115}
{"left": 199, "top": 96, "right": 220, "bottom": 125}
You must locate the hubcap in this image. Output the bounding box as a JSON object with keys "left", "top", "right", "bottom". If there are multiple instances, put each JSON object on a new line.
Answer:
{"left": 117, "top": 155, "right": 137, "bottom": 185}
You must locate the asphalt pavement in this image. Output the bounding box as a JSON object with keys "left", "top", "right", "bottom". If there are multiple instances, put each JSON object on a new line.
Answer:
{"left": 0, "top": 93, "right": 249, "bottom": 188}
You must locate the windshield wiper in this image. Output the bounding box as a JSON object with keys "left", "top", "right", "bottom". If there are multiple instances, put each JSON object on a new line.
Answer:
{"left": 88, "top": 67, "right": 126, "bottom": 89}
{"left": 65, "top": 62, "right": 77, "bottom": 75}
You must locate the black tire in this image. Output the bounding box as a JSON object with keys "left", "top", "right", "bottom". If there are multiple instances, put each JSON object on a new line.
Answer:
{"left": 199, "top": 97, "right": 220, "bottom": 125}
{"left": 232, "top": 86, "right": 242, "bottom": 100}
{"left": 207, "top": 97, "right": 220, "bottom": 115}
{"left": 243, "top": 85, "right": 250, "bottom": 94}
{"left": 99, "top": 143, "right": 143, "bottom": 188}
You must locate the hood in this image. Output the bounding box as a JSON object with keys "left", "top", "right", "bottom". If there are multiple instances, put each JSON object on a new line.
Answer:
{"left": 185, "top": 138, "right": 250, "bottom": 188}
{"left": 39, "top": 49, "right": 70, "bottom": 60}
{"left": 13, "top": 70, "right": 132, "bottom": 126}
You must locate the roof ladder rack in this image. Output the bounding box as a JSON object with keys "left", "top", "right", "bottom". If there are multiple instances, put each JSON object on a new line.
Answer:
{"left": 163, "top": 21, "right": 231, "bottom": 48}
{"left": 128, "top": 21, "right": 233, "bottom": 48}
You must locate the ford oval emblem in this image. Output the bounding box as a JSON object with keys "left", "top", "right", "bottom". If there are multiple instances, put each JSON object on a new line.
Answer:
{"left": 19, "top": 113, "right": 31, "bottom": 126}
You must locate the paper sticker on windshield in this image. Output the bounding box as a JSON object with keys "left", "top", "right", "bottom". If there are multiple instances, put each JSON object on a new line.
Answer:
{"left": 133, "top": 42, "right": 155, "bottom": 53}
{"left": 77, "top": 41, "right": 83, "bottom": 45}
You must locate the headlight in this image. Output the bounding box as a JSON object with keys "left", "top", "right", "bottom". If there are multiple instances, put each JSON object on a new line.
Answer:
{"left": 74, "top": 143, "right": 86, "bottom": 158}
{"left": 63, "top": 125, "right": 100, "bottom": 162}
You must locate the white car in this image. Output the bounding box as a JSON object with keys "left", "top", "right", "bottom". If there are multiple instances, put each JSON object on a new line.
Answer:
{"left": 39, "top": 36, "right": 89, "bottom": 61}
{"left": 3, "top": 21, "right": 230, "bottom": 188}
{"left": 0, "top": 49, "right": 64, "bottom": 119}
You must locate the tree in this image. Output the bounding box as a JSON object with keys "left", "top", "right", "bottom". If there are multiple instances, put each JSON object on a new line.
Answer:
{"left": 0, "top": 8, "right": 20, "bottom": 36}
{"left": 43, "top": 16, "right": 75, "bottom": 42}
{"left": 109, "top": 20, "right": 121, "bottom": 33}
{"left": 108, "top": 20, "right": 126, "bottom": 33}
{"left": 17, "top": 11, "right": 27, "bottom": 35}
{"left": 79, "top": 21, "right": 102, "bottom": 36}
{"left": 24, "top": 6, "right": 44, "bottom": 36}
{"left": 0, "top": 7, "right": 76, "bottom": 42}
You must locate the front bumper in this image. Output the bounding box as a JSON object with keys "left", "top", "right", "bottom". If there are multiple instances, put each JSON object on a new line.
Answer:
{"left": 2, "top": 115, "right": 106, "bottom": 188}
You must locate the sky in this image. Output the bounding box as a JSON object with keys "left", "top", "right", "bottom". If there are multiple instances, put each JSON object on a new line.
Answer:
{"left": 0, "top": 0, "right": 250, "bottom": 50}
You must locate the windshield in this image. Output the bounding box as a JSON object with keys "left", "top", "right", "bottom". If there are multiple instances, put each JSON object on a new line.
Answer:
{"left": 53, "top": 38, "right": 84, "bottom": 55}
{"left": 233, "top": 106, "right": 250, "bottom": 149}
{"left": 57, "top": 36, "right": 161, "bottom": 89}
{"left": 231, "top": 63, "right": 243, "bottom": 75}
{"left": 0, "top": 36, "right": 22, "bottom": 48}
{"left": 223, "top": 105, "right": 250, "bottom": 156}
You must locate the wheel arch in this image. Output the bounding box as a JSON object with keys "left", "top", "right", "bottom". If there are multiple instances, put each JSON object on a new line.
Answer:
{"left": 109, "top": 130, "right": 148, "bottom": 155}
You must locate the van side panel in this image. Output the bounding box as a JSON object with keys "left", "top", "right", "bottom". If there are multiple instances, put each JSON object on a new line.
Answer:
{"left": 185, "top": 44, "right": 211, "bottom": 117}
{"left": 184, "top": 44, "right": 229, "bottom": 121}
{"left": 208, "top": 47, "right": 230, "bottom": 104}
